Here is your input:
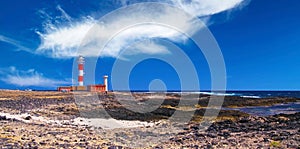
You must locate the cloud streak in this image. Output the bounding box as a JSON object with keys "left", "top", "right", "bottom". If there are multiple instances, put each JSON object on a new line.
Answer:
{"left": 0, "top": 35, "right": 33, "bottom": 53}
{"left": 0, "top": 67, "right": 70, "bottom": 87}
{"left": 36, "top": 17, "right": 96, "bottom": 58}
{"left": 170, "top": 0, "right": 245, "bottom": 17}
{"left": 36, "top": 0, "right": 249, "bottom": 59}
{"left": 121, "top": 0, "right": 246, "bottom": 16}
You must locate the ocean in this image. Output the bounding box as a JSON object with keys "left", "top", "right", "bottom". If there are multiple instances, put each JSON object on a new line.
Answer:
{"left": 131, "top": 90, "right": 300, "bottom": 98}
{"left": 226, "top": 102, "right": 300, "bottom": 116}
{"left": 131, "top": 90, "right": 300, "bottom": 116}
{"left": 224, "top": 91, "right": 300, "bottom": 98}
{"left": 216, "top": 91, "right": 300, "bottom": 116}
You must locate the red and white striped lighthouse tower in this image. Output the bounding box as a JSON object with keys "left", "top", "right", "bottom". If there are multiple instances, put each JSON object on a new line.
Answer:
{"left": 78, "top": 56, "right": 84, "bottom": 86}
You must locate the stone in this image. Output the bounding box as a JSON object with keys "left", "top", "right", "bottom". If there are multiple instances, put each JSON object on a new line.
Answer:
{"left": 263, "top": 138, "right": 269, "bottom": 142}
{"left": 0, "top": 116, "right": 7, "bottom": 120}
{"left": 24, "top": 116, "right": 31, "bottom": 120}
{"left": 207, "top": 133, "right": 217, "bottom": 138}
{"left": 206, "top": 144, "right": 213, "bottom": 149}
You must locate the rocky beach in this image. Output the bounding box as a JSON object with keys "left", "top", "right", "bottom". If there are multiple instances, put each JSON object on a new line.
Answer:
{"left": 0, "top": 90, "right": 299, "bottom": 148}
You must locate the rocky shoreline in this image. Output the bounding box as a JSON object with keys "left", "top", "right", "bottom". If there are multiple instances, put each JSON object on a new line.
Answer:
{"left": 0, "top": 90, "right": 299, "bottom": 148}
{"left": 158, "top": 112, "right": 300, "bottom": 148}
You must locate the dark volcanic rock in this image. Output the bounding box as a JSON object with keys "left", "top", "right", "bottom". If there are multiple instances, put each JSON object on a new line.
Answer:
{"left": 0, "top": 115, "right": 7, "bottom": 120}
{"left": 24, "top": 116, "right": 31, "bottom": 120}
{"left": 161, "top": 112, "right": 300, "bottom": 148}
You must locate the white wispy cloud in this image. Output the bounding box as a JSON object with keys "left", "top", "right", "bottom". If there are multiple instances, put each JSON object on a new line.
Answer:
{"left": 170, "top": 0, "right": 245, "bottom": 16}
{"left": 36, "top": 17, "right": 96, "bottom": 58}
{"left": 127, "top": 39, "right": 171, "bottom": 55}
{"left": 36, "top": 0, "right": 249, "bottom": 59}
{"left": 121, "top": 0, "right": 247, "bottom": 16}
{"left": 0, "top": 35, "right": 33, "bottom": 53}
{"left": 0, "top": 67, "right": 70, "bottom": 87}
{"left": 117, "top": 39, "right": 171, "bottom": 60}
{"left": 36, "top": 8, "right": 192, "bottom": 58}
{"left": 56, "top": 5, "right": 72, "bottom": 22}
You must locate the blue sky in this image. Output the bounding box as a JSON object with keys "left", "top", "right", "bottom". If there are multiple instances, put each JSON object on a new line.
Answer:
{"left": 0, "top": 0, "right": 299, "bottom": 91}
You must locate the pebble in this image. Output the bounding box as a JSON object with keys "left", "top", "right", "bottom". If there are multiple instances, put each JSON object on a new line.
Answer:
{"left": 24, "top": 116, "right": 31, "bottom": 120}
{"left": 0, "top": 116, "right": 7, "bottom": 120}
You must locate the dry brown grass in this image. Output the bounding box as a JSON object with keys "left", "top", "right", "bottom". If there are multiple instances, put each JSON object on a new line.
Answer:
{"left": 0, "top": 90, "right": 73, "bottom": 100}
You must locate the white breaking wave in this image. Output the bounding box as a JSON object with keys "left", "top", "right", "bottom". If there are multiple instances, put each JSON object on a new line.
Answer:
{"left": 198, "top": 92, "right": 236, "bottom": 96}
{"left": 240, "top": 95, "right": 261, "bottom": 99}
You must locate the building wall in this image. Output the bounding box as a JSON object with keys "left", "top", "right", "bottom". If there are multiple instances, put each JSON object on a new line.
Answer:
{"left": 87, "top": 85, "right": 106, "bottom": 92}
{"left": 57, "top": 86, "right": 72, "bottom": 92}
{"left": 58, "top": 85, "right": 106, "bottom": 92}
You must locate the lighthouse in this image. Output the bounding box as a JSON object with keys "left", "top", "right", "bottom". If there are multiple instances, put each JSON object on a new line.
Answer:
{"left": 57, "top": 56, "right": 109, "bottom": 92}
{"left": 78, "top": 56, "right": 84, "bottom": 86}
{"left": 103, "top": 75, "right": 108, "bottom": 92}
